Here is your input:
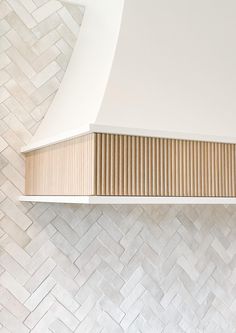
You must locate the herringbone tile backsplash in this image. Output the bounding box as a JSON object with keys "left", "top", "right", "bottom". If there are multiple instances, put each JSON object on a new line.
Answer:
{"left": 0, "top": 1, "right": 236, "bottom": 332}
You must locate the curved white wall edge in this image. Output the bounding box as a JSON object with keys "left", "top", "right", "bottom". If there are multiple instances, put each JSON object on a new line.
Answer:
{"left": 28, "top": 0, "right": 125, "bottom": 147}
{"left": 19, "top": 196, "right": 236, "bottom": 205}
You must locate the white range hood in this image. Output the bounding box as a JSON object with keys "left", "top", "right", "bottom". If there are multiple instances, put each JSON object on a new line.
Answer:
{"left": 21, "top": 0, "right": 236, "bottom": 204}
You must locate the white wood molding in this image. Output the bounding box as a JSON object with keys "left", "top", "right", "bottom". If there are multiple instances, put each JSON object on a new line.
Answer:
{"left": 19, "top": 196, "right": 236, "bottom": 205}
{"left": 21, "top": 123, "right": 236, "bottom": 154}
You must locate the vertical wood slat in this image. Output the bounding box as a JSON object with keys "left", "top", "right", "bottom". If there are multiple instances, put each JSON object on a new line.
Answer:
{"left": 160, "top": 138, "right": 164, "bottom": 196}
{"left": 110, "top": 134, "right": 115, "bottom": 195}
{"left": 131, "top": 136, "right": 136, "bottom": 195}
{"left": 214, "top": 142, "right": 219, "bottom": 197}
{"left": 148, "top": 138, "right": 153, "bottom": 195}
{"left": 144, "top": 137, "right": 148, "bottom": 196}
{"left": 25, "top": 133, "right": 236, "bottom": 197}
{"left": 95, "top": 133, "right": 236, "bottom": 197}
{"left": 164, "top": 139, "right": 168, "bottom": 196}
{"left": 140, "top": 137, "right": 145, "bottom": 195}
{"left": 101, "top": 134, "right": 106, "bottom": 195}
{"left": 123, "top": 135, "right": 128, "bottom": 195}
{"left": 119, "top": 135, "right": 123, "bottom": 196}
{"left": 114, "top": 135, "right": 119, "bottom": 195}
{"left": 232, "top": 144, "right": 236, "bottom": 197}
{"left": 218, "top": 143, "right": 223, "bottom": 197}
{"left": 167, "top": 139, "right": 172, "bottom": 197}
{"left": 179, "top": 140, "right": 183, "bottom": 197}
{"left": 171, "top": 139, "right": 176, "bottom": 196}
{"left": 96, "top": 133, "right": 101, "bottom": 195}
{"left": 175, "top": 140, "right": 180, "bottom": 197}
{"left": 197, "top": 141, "right": 201, "bottom": 196}
{"left": 152, "top": 138, "right": 157, "bottom": 196}
{"left": 136, "top": 136, "right": 140, "bottom": 196}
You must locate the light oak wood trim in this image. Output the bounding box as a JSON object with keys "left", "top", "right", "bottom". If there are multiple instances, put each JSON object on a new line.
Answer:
{"left": 25, "top": 134, "right": 96, "bottom": 195}
{"left": 96, "top": 134, "right": 236, "bottom": 197}
{"left": 25, "top": 133, "right": 236, "bottom": 197}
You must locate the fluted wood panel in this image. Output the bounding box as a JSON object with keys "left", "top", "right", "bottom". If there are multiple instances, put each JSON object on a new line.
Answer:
{"left": 96, "top": 134, "right": 236, "bottom": 197}
{"left": 25, "top": 134, "right": 96, "bottom": 195}
{"left": 25, "top": 133, "right": 236, "bottom": 197}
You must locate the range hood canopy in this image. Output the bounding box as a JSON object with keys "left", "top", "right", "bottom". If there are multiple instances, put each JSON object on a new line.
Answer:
{"left": 21, "top": 0, "right": 236, "bottom": 204}
{"left": 23, "top": 0, "right": 236, "bottom": 153}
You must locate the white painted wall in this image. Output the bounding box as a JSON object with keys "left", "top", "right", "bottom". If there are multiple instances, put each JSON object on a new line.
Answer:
{"left": 26, "top": 0, "right": 236, "bottom": 151}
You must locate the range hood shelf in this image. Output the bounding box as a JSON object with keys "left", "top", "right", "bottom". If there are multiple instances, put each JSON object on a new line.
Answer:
{"left": 19, "top": 196, "right": 236, "bottom": 205}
